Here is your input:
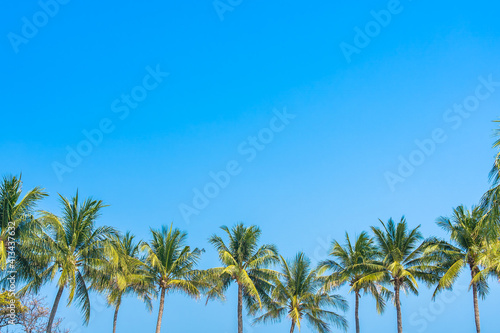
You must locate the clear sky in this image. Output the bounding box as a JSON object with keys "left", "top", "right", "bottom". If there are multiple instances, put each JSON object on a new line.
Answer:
{"left": 2, "top": 0, "right": 500, "bottom": 332}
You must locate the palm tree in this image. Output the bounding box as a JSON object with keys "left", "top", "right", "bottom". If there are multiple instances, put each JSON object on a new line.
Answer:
{"left": 355, "top": 217, "right": 439, "bottom": 333}
{"left": 20, "top": 191, "right": 115, "bottom": 333}
{"left": 142, "top": 224, "right": 204, "bottom": 333}
{"left": 318, "top": 232, "right": 390, "bottom": 333}
{"left": 482, "top": 120, "right": 500, "bottom": 215}
{"left": 254, "top": 252, "right": 348, "bottom": 333}
{"left": 91, "top": 232, "right": 154, "bottom": 333}
{"left": 425, "top": 205, "right": 494, "bottom": 333}
{"left": 0, "top": 174, "right": 47, "bottom": 271}
{"left": 206, "top": 223, "right": 279, "bottom": 333}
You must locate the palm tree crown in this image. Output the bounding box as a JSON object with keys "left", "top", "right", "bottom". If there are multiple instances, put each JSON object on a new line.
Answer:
{"left": 91, "top": 232, "right": 154, "bottom": 333}
{"left": 207, "top": 223, "right": 279, "bottom": 333}
{"left": 22, "top": 191, "right": 114, "bottom": 333}
{"left": 319, "top": 232, "right": 390, "bottom": 333}
{"left": 426, "top": 205, "right": 494, "bottom": 333}
{"left": 356, "top": 217, "right": 439, "bottom": 333}
{"left": 255, "top": 252, "right": 348, "bottom": 333}
{"left": 142, "top": 224, "right": 204, "bottom": 333}
{"left": 0, "top": 175, "right": 47, "bottom": 271}
{"left": 482, "top": 120, "right": 500, "bottom": 214}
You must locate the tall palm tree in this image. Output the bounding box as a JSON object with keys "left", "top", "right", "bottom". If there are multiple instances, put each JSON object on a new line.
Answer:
{"left": 355, "top": 217, "right": 439, "bottom": 333}
{"left": 206, "top": 223, "right": 279, "bottom": 333}
{"left": 91, "top": 232, "right": 154, "bottom": 333}
{"left": 19, "top": 191, "right": 115, "bottom": 333}
{"left": 318, "top": 232, "right": 390, "bottom": 333}
{"left": 0, "top": 174, "right": 47, "bottom": 271}
{"left": 142, "top": 225, "right": 204, "bottom": 333}
{"left": 254, "top": 252, "right": 348, "bottom": 333}
{"left": 482, "top": 120, "right": 500, "bottom": 215}
{"left": 425, "top": 205, "right": 494, "bottom": 333}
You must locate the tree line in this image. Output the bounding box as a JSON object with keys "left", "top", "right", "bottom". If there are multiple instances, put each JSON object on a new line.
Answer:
{"left": 2, "top": 123, "right": 500, "bottom": 333}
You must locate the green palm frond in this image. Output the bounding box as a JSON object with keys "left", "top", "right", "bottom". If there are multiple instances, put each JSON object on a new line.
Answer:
{"left": 206, "top": 223, "right": 279, "bottom": 306}
{"left": 365, "top": 217, "right": 442, "bottom": 317}
{"left": 427, "top": 205, "right": 494, "bottom": 299}
{"left": 320, "top": 231, "right": 390, "bottom": 319}
{"left": 143, "top": 224, "right": 204, "bottom": 297}
{"left": 16, "top": 191, "right": 114, "bottom": 325}
{"left": 90, "top": 231, "right": 155, "bottom": 313}
{"left": 253, "top": 252, "right": 348, "bottom": 333}
{"left": 0, "top": 175, "right": 47, "bottom": 271}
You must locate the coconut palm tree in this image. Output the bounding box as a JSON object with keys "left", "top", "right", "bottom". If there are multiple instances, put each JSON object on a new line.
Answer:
{"left": 482, "top": 120, "right": 500, "bottom": 215}
{"left": 355, "top": 217, "right": 439, "bottom": 333}
{"left": 19, "top": 191, "right": 115, "bottom": 333}
{"left": 206, "top": 223, "right": 279, "bottom": 333}
{"left": 318, "top": 232, "right": 391, "bottom": 333}
{"left": 0, "top": 174, "right": 47, "bottom": 271}
{"left": 254, "top": 252, "right": 348, "bottom": 333}
{"left": 142, "top": 225, "right": 204, "bottom": 333}
{"left": 91, "top": 232, "right": 154, "bottom": 333}
{"left": 425, "top": 205, "right": 495, "bottom": 333}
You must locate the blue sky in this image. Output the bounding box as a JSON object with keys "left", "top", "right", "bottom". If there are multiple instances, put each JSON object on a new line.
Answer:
{"left": 2, "top": 0, "right": 500, "bottom": 332}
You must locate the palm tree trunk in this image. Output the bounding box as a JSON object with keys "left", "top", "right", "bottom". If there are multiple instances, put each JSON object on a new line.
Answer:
{"left": 46, "top": 285, "right": 64, "bottom": 333}
{"left": 290, "top": 320, "right": 296, "bottom": 333}
{"left": 355, "top": 291, "right": 360, "bottom": 333}
{"left": 113, "top": 303, "right": 120, "bottom": 333}
{"left": 238, "top": 283, "right": 243, "bottom": 333}
{"left": 155, "top": 288, "right": 166, "bottom": 333}
{"left": 395, "top": 284, "right": 403, "bottom": 333}
{"left": 471, "top": 269, "right": 481, "bottom": 333}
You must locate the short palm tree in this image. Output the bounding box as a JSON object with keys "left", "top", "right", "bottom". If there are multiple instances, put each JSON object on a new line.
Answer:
{"left": 0, "top": 174, "right": 47, "bottom": 271}
{"left": 142, "top": 225, "right": 204, "bottom": 333}
{"left": 425, "top": 205, "right": 494, "bottom": 333}
{"left": 206, "top": 223, "right": 279, "bottom": 333}
{"left": 91, "top": 232, "right": 154, "bottom": 333}
{"left": 255, "top": 252, "right": 348, "bottom": 333}
{"left": 355, "top": 217, "right": 439, "bottom": 333}
{"left": 20, "top": 191, "right": 115, "bottom": 333}
{"left": 318, "top": 232, "right": 390, "bottom": 333}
